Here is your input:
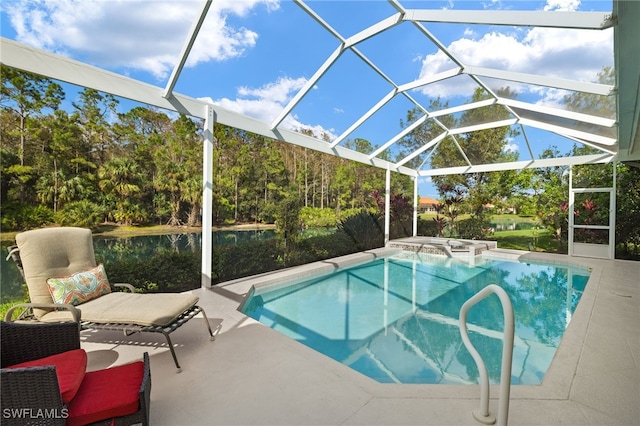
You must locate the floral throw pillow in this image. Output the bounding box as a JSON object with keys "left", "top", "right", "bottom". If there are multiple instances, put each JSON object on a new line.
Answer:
{"left": 47, "top": 264, "right": 112, "bottom": 306}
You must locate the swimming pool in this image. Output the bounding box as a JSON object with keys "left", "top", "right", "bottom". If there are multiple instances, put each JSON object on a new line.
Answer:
{"left": 241, "top": 252, "right": 590, "bottom": 385}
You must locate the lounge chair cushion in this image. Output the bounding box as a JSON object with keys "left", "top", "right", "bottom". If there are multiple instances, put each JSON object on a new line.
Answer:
{"left": 5, "top": 349, "right": 87, "bottom": 403}
{"left": 16, "top": 227, "right": 97, "bottom": 318}
{"left": 47, "top": 264, "right": 111, "bottom": 305}
{"left": 40, "top": 292, "right": 200, "bottom": 327}
{"left": 66, "top": 360, "right": 144, "bottom": 426}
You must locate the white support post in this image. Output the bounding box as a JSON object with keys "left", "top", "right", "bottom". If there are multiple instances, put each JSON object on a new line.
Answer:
{"left": 609, "top": 163, "right": 617, "bottom": 260}
{"left": 385, "top": 166, "right": 391, "bottom": 246}
{"left": 201, "top": 105, "right": 214, "bottom": 288}
{"left": 568, "top": 166, "right": 574, "bottom": 256}
{"left": 413, "top": 177, "right": 419, "bottom": 237}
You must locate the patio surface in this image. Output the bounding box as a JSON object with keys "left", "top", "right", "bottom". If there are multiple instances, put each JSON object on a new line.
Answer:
{"left": 81, "top": 247, "right": 639, "bottom": 425}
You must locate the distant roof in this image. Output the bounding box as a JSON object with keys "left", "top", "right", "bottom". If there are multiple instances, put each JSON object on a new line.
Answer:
{"left": 419, "top": 197, "right": 439, "bottom": 206}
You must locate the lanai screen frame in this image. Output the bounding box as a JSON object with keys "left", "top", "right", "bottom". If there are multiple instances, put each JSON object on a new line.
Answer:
{"left": 1, "top": 0, "right": 638, "bottom": 286}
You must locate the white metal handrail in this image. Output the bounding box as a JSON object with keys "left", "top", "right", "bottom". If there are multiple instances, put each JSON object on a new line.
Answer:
{"left": 459, "top": 284, "right": 515, "bottom": 426}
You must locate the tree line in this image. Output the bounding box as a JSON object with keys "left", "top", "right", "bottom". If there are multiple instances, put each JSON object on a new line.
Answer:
{"left": 0, "top": 65, "right": 411, "bottom": 231}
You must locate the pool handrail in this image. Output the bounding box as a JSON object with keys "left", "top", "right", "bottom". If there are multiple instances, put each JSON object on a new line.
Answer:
{"left": 459, "top": 284, "right": 515, "bottom": 426}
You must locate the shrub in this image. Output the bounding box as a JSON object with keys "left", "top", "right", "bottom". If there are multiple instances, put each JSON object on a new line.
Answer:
{"left": 390, "top": 219, "right": 412, "bottom": 239}
{"left": 293, "top": 232, "right": 356, "bottom": 264}
{"left": 457, "top": 217, "right": 491, "bottom": 240}
{"left": 213, "top": 239, "right": 280, "bottom": 283}
{"left": 0, "top": 202, "right": 54, "bottom": 231}
{"left": 337, "top": 210, "right": 384, "bottom": 251}
{"left": 417, "top": 218, "right": 439, "bottom": 237}
{"left": 103, "top": 250, "right": 201, "bottom": 293}
{"left": 336, "top": 208, "right": 366, "bottom": 221}
{"left": 55, "top": 200, "right": 104, "bottom": 229}
{"left": 300, "top": 207, "right": 336, "bottom": 228}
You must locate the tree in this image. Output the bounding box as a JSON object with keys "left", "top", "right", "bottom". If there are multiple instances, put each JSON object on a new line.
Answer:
{"left": 400, "top": 88, "right": 521, "bottom": 221}
{"left": 0, "top": 66, "right": 64, "bottom": 201}
{"left": 616, "top": 164, "right": 640, "bottom": 258}
{"left": 98, "top": 157, "right": 144, "bottom": 224}
{"left": 430, "top": 88, "right": 521, "bottom": 219}
{"left": 334, "top": 138, "right": 386, "bottom": 213}
{"left": 275, "top": 186, "right": 302, "bottom": 256}
{"left": 152, "top": 114, "right": 201, "bottom": 226}
{"left": 397, "top": 98, "right": 454, "bottom": 170}
{"left": 532, "top": 147, "right": 570, "bottom": 251}
{"left": 35, "top": 110, "right": 88, "bottom": 212}
{"left": 72, "top": 88, "right": 118, "bottom": 166}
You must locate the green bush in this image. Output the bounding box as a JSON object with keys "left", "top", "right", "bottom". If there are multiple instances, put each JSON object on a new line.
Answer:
{"left": 337, "top": 208, "right": 367, "bottom": 221}
{"left": 0, "top": 202, "right": 54, "bottom": 231}
{"left": 104, "top": 250, "right": 201, "bottom": 293}
{"left": 300, "top": 207, "right": 336, "bottom": 228}
{"left": 55, "top": 200, "right": 104, "bottom": 229}
{"left": 292, "top": 232, "right": 356, "bottom": 264}
{"left": 417, "top": 218, "right": 439, "bottom": 237}
{"left": 337, "top": 210, "right": 384, "bottom": 251}
{"left": 390, "top": 219, "right": 412, "bottom": 239}
{"left": 457, "top": 217, "right": 491, "bottom": 240}
{"left": 213, "top": 239, "right": 280, "bottom": 283}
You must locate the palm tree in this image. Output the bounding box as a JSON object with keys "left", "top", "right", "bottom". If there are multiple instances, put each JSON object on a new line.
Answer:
{"left": 98, "top": 158, "right": 143, "bottom": 224}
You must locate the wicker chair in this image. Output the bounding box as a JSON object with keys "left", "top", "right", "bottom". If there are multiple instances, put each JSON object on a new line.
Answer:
{"left": 0, "top": 321, "right": 151, "bottom": 426}
{"left": 6, "top": 226, "right": 214, "bottom": 372}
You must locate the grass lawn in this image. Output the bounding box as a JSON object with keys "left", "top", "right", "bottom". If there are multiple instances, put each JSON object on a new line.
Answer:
{"left": 490, "top": 229, "right": 564, "bottom": 252}
{"left": 419, "top": 213, "right": 564, "bottom": 252}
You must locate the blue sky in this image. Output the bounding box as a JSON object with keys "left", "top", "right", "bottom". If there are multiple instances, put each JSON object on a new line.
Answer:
{"left": 1, "top": 0, "right": 614, "bottom": 197}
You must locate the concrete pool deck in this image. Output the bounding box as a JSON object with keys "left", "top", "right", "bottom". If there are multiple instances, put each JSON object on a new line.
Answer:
{"left": 80, "top": 247, "right": 639, "bottom": 425}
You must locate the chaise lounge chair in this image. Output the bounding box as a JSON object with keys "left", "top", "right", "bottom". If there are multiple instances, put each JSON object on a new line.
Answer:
{"left": 5, "top": 227, "right": 214, "bottom": 372}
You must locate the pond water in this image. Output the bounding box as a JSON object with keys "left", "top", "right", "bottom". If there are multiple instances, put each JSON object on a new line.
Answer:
{"left": 1, "top": 229, "right": 276, "bottom": 302}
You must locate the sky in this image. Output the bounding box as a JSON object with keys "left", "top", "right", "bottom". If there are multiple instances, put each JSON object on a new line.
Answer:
{"left": 0, "top": 0, "right": 615, "bottom": 197}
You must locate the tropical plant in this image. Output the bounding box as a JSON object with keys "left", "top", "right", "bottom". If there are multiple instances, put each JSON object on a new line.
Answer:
{"left": 275, "top": 187, "right": 302, "bottom": 255}
{"left": 336, "top": 210, "right": 384, "bottom": 251}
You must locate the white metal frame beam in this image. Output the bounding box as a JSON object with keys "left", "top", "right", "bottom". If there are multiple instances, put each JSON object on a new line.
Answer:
{"left": 417, "top": 153, "right": 613, "bottom": 176}
{"left": 497, "top": 98, "right": 616, "bottom": 128}
{"left": 404, "top": 9, "right": 615, "bottom": 29}
{"left": 464, "top": 66, "right": 615, "bottom": 96}
{"left": 163, "top": 0, "right": 212, "bottom": 99}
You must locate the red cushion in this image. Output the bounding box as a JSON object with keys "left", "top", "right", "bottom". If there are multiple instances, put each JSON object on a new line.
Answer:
{"left": 5, "top": 349, "right": 87, "bottom": 403}
{"left": 67, "top": 361, "right": 144, "bottom": 426}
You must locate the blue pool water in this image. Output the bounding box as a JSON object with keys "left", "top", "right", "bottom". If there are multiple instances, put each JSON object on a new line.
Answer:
{"left": 241, "top": 252, "right": 590, "bottom": 385}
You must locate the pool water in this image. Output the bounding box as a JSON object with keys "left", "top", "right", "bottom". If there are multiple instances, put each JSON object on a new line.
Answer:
{"left": 241, "top": 252, "right": 590, "bottom": 385}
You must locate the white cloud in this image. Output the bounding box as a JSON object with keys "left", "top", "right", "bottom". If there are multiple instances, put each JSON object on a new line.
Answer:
{"left": 5, "top": 0, "right": 277, "bottom": 79}
{"left": 418, "top": 6, "right": 613, "bottom": 100}
{"left": 236, "top": 77, "right": 305, "bottom": 105}
{"left": 199, "top": 76, "right": 337, "bottom": 140}
{"left": 543, "top": 0, "right": 580, "bottom": 12}
{"left": 503, "top": 143, "right": 519, "bottom": 153}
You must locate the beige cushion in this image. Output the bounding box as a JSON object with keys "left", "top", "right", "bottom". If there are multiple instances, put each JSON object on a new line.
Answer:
{"left": 40, "top": 292, "right": 200, "bottom": 327}
{"left": 17, "top": 227, "right": 96, "bottom": 318}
